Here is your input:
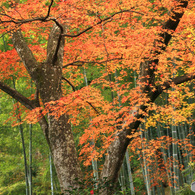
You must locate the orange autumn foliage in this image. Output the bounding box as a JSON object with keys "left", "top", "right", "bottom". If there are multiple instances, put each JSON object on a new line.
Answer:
{"left": 0, "top": 0, "right": 195, "bottom": 178}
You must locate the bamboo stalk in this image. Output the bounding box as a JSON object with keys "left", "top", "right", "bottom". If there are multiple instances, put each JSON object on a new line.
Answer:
{"left": 29, "top": 80, "right": 33, "bottom": 195}
{"left": 141, "top": 125, "right": 151, "bottom": 195}
{"left": 158, "top": 123, "right": 173, "bottom": 194}
{"left": 49, "top": 154, "right": 54, "bottom": 195}
{"left": 12, "top": 79, "right": 29, "bottom": 195}
{"left": 171, "top": 88, "right": 179, "bottom": 193}
{"left": 29, "top": 123, "right": 32, "bottom": 195}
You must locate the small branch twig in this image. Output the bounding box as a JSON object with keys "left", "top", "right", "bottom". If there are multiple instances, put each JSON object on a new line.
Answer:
{"left": 62, "top": 76, "right": 76, "bottom": 91}
{"left": 63, "top": 57, "right": 122, "bottom": 68}
{"left": 61, "top": 77, "right": 100, "bottom": 115}
{"left": 62, "top": 9, "right": 143, "bottom": 38}
{"left": 0, "top": 0, "right": 54, "bottom": 24}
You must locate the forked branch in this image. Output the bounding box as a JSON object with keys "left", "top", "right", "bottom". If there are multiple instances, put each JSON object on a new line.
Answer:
{"left": 62, "top": 77, "right": 100, "bottom": 114}
{"left": 0, "top": 0, "right": 54, "bottom": 24}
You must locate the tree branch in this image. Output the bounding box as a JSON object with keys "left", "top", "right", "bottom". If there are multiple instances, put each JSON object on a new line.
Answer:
{"left": 46, "top": 18, "right": 66, "bottom": 66}
{"left": 0, "top": 80, "right": 49, "bottom": 141}
{"left": 161, "top": 1, "right": 188, "bottom": 47}
{"left": 62, "top": 76, "right": 76, "bottom": 91}
{"left": 63, "top": 57, "right": 122, "bottom": 68}
{"left": 0, "top": 0, "right": 54, "bottom": 24}
{"left": 62, "top": 9, "right": 143, "bottom": 38}
{"left": 12, "top": 30, "right": 38, "bottom": 81}
{"left": 140, "top": 0, "right": 188, "bottom": 94}
{"left": 2, "top": 0, "right": 64, "bottom": 68}
{"left": 62, "top": 77, "right": 100, "bottom": 114}
{"left": 42, "top": 0, "right": 54, "bottom": 21}
{"left": 49, "top": 19, "right": 64, "bottom": 66}
{"left": 0, "top": 81, "right": 35, "bottom": 110}
{"left": 86, "top": 101, "right": 100, "bottom": 115}
{"left": 152, "top": 73, "right": 195, "bottom": 101}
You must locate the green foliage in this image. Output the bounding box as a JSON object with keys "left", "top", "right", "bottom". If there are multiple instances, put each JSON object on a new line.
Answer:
{"left": 177, "top": 162, "right": 195, "bottom": 195}
{"left": 177, "top": 183, "right": 195, "bottom": 195}
{"left": 0, "top": 182, "right": 26, "bottom": 195}
{"left": 0, "top": 35, "right": 12, "bottom": 51}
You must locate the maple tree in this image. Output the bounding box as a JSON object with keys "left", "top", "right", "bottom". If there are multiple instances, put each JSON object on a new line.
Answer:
{"left": 0, "top": 0, "right": 195, "bottom": 194}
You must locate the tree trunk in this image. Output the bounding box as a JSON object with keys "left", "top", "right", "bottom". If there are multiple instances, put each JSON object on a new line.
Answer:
{"left": 11, "top": 25, "right": 83, "bottom": 193}
{"left": 47, "top": 114, "right": 82, "bottom": 192}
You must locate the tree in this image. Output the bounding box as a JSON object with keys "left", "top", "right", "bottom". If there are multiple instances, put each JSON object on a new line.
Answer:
{"left": 0, "top": 0, "right": 194, "bottom": 194}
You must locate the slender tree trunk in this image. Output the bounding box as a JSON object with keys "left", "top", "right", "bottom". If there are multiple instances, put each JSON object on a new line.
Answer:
{"left": 29, "top": 81, "right": 33, "bottom": 195}
{"left": 19, "top": 119, "right": 29, "bottom": 195}
{"left": 125, "top": 151, "right": 135, "bottom": 195}
{"left": 19, "top": 120, "right": 29, "bottom": 195}
{"left": 49, "top": 153, "right": 54, "bottom": 195}
{"left": 13, "top": 80, "right": 29, "bottom": 195}
{"left": 141, "top": 126, "right": 151, "bottom": 195}
{"left": 29, "top": 124, "right": 32, "bottom": 195}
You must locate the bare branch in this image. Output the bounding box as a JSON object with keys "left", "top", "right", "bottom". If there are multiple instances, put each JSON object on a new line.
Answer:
{"left": 62, "top": 9, "right": 143, "bottom": 38}
{"left": 63, "top": 57, "right": 122, "bottom": 68}
{"left": 0, "top": 0, "right": 54, "bottom": 24}
{"left": 62, "top": 76, "right": 76, "bottom": 91}
{"left": 63, "top": 62, "right": 84, "bottom": 68}
{"left": 86, "top": 101, "right": 100, "bottom": 115}
{"left": 0, "top": 81, "right": 35, "bottom": 110}
{"left": 62, "top": 77, "right": 100, "bottom": 114}
{"left": 43, "top": 0, "right": 54, "bottom": 21}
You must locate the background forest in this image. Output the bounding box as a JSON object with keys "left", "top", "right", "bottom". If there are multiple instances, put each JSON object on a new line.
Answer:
{"left": 0, "top": 0, "right": 195, "bottom": 194}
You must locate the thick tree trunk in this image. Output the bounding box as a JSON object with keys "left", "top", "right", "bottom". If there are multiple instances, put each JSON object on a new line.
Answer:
{"left": 36, "top": 62, "right": 83, "bottom": 192}
{"left": 47, "top": 114, "right": 82, "bottom": 192}
{"left": 11, "top": 25, "right": 83, "bottom": 193}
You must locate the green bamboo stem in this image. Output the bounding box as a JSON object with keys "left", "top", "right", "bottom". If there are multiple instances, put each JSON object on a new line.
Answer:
{"left": 29, "top": 124, "right": 32, "bottom": 195}
{"left": 171, "top": 88, "right": 179, "bottom": 193}
{"left": 141, "top": 125, "right": 151, "bottom": 195}
{"left": 49, "top": 154, "right": 54, "bottom": 195}
{"left": 125, "top": 151, "right": 135, "bottom": 195}
{"left": 12, "top": 79, "right": 29, "bottom": 195}
{"left": 29, "top": 80, "right": 33, "bottom": 195}
{"left": 158, "top": 123, "right": 173, "bottom": 194}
